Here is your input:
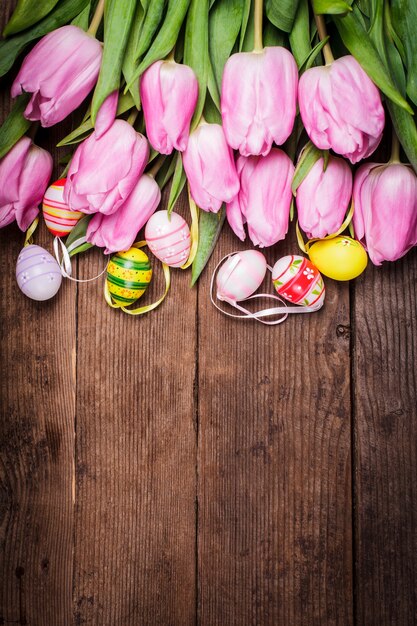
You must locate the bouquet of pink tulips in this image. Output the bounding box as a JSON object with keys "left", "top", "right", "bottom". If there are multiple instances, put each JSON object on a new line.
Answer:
{"left": 1, "top": 0, "right": 417, "bottom": 300}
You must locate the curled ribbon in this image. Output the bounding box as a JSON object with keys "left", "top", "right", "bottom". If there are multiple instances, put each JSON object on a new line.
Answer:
{"left": 210, "top": 253, "right": 322, "bottom": 326}
{"left": 104, "top": 240, "right": 171, "bottom": 316}
{"left": 24, "top": 216, "right": 39, "bottom": 246}
{"left": 296, "top": 200, "right": 355, "bottom": 253}
{"left": 53, "top": 236, "right": 109, "bottom": 282}
{"left": 180, "top": 186, "right": 199, "bottom": 270}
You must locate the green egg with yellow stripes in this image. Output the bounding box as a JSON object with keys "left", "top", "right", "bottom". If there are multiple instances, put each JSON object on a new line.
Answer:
{"left": 107, "top": 248, "right": 152, "bottom": 306}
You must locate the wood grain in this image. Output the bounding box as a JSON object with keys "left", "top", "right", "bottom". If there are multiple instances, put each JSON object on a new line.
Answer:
{"left": 197, "top": 228, "right": 353, "bottom": 625}
{"left": 353, "top": 252, "right": 417, "bottom": 626}
{"left": 0, "top": 2, "right": 76, "bottom": 618}
{"left": 72, "top": 190, "right": 197, "bottom": 625}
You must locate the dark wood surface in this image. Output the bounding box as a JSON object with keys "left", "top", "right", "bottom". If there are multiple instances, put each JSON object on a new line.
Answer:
{"left": 0, "top": 3, "right": 416, "bottom": 625}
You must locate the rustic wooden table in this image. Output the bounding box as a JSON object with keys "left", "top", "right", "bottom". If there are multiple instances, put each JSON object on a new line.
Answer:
{"left": 1, "top": 4, "right": 416, "bottom": 625}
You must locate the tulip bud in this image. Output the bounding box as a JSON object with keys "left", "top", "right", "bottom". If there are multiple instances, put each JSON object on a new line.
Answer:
{"left": 0, "top": 137, "right": 53, "bottom": 231}
{"left": 221, "top": 47, "right": 298, "bottom": 156}
{"left": 226, "top": 149, "right": 294, "bottom": 247}
{"left": 183, "top": 122, "right": 240, "bottom": 213}
{"left": 298, "top": 56, "right": 385, "bottom": 164}
{"left": 11, "top": 26, "right": 102, "bottom": 128}
{"left": 296, "top": 155, "right": 352, "bottom": 239}
{"left": 64, "top": 120, "right": 149, "bottom": 216}
{"left": 353, "top": 162, "right": 417, "bottom": 265}
{"left": 86, "top": 174, "right": 161, "bottom": 254}
{"left": 140, "top": 60, "right": 198, "bottom": 154}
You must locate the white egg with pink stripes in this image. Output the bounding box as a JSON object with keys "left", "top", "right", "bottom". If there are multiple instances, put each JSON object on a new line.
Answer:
{"left": 216, "top": 250, "right": 267, "bottom": 302}
{"left": 145, "top": 210, "right": 190, "bottom": 267}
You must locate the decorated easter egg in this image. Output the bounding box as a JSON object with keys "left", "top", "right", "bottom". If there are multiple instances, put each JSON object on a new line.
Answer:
{"left": 308, "top": 236, "right": 368, "bottom": 281}
{"left": 272, "top": 255, "right": 325, "bottom": 308}
{"left": 16, "top": 244, "right": 62, "bottom": 301}
{"left": 217, "top": 250, "right": 267, "bottom": 302}
{"left": 107, "top": 248, "right": 152, "bottom": 306}
{"left": 42, "top": 178, "right": 83, "bottom": 237}
{"left": 145, "top": 210, "right": 191, "bottom": 267}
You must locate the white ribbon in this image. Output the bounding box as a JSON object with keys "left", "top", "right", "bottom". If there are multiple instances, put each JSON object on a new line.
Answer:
{"left": 210, "top": 252, "right": 323, "bottom": 325}
{"left": 53, "top": 237, "right": 109, "bottom": 283}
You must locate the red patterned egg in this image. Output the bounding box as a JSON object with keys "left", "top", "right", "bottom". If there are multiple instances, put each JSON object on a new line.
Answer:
{"left": 42, "top": 178, "right": 83, "bottom": 237}
{"left": 145, "top": 210, "right": 190, "bottom": 267}
{"left": 272, "top": 255, "right": 325, "bottom": 308}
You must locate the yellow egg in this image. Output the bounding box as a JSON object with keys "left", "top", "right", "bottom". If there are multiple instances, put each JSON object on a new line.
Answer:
{"left": 107, "top": 248, "right": 152, "bottom": 306}
{"left": 308, "top": 236, "right": 368, "bottom": 281}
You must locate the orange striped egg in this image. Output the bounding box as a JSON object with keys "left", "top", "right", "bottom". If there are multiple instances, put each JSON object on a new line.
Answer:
{"left": 42, "top": 178, "right": 83, "bottom": 237}
{"left": 272, "top": 255, "right": 325, "bottom": 308}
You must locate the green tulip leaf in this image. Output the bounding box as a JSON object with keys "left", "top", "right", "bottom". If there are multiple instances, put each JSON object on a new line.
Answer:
{"left": 71, "top": 2, "right": 92, "bottom": 30}
{"left": 390, "top": 0, "right": 417, "bottom": 107}
{"left": 167, "top": 153, "right": 187, "bottom": 216}
{"left": 57, "top": 92, "right": 135, "bottom": 147}
{"left": 0, "top": 0, "right": 90, "bottom": 78}
{"left": 126, "top": 0, "right": 191, "bottom": 91}
{"left": 0, "top": 94, "right": 31, "bottom": 160}
{"left": 334, "top": 8, "right": 413, "bottom": 113}
{"left": 291, "top": 141, "right": 323, "bottom": 195}
{"left": 184, "top": 0, "right": 209, "bottom": 128}
{"left": 204, "top": 92, "right": 222, "bottom": 124}
{"left": 91, "top": 0, "right": 137, "bottom": 125}
{"left": 265, "top": 0, "right": 300, "bottom": 33}
{"left": 191, "top": 207, "right": 225, "bottom": 286}
{"left": 289, "top": 0, "right": 311, "bottom": 68}
{"left": 311, "top": 0, "right": 352, "bottom": 15}
{"left": 263, "top": 20, "right": 286, "bottom": 47}
{"left": 209, "top": 0, "right": 243, "bottom": 92}
{"left": 135, "top": 0, "right": 165, "bottom": 60}
{"left": 122, "top": 2, "right": 145, "bottom": 109}
{"left": 155, "top": 154, "right": 176, "bottom": 190}
{"left": 207, "top": 58, "right": 221, "bottom": 112}
{"left": 388, "top": 101, "right": 417, "bottom": 175}
{"left": 239, "top": 0, "right": 251, "bottom": 51}
{"left": 3, "top": 0, "right": 60, "bottom": 37}
{"left": 66, "top": 215, "right": 93, "bottom": 257}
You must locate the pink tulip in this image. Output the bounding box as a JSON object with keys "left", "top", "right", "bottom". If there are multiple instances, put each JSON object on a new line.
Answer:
{"left": 86, "top": 174, "right": 161, "bottom": 254}
{"left": 140, "top": 60, "right": 198, "bottom": 154}
{"left": 221, "top": 47, "right": 298, "bottom": 156}
{"left": 182, "top": 122, "right": 239, "bottom": 212}
{"left": 353, "top": 161, "right": 417, "bottom": 265}
{"left": 0, "top": 137, "right": 53, "bottom": 231}
{"left": 11, "top": 26, "right": 102, "bottom": 127}
{"left": 226, "top": 148, "right": 294, "bottom": 247}
{"left": 95, "top": 91, "right": 119, "bottom": 139}
{"left": 296, "top": 155, "right": 352, "bottom": 239}
{"left": 298, "top": 56, "right": 385, "bottom": 164}
{"left": 64, "top": 120, "right": 149, "bottom": 216}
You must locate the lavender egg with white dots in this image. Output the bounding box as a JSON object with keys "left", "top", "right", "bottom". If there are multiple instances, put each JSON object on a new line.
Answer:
{"left": 145, "top": 210, "right": 191, "bottom": 268}
{"left": 16, "top": 244, "right": 62, "bottom": 301}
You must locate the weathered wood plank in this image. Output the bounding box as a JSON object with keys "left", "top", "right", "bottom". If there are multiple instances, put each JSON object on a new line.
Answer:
{"left": 0, "top": 2, "right": 76, "bottom": 619}
{"left": 353, "top": 253, "right": 417, "bottom": 625}
{"left": 197, "top": 227, "right": 353, "bottom": 625}
{"left": 73, "top": 190, "right": 197, "bottom": 625}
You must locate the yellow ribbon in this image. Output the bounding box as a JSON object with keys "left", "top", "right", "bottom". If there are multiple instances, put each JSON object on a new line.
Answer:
{"left": 24, "top": 216, "right": 39, "bottom": 246}
{"left": 104, "top": 240, "right": 171, "bottom": 315}
{"left": 296, "top": 201, "right": 355, "bottom": 253}
{"left": 181, "top": 186, "right": 199, "bottom": 270}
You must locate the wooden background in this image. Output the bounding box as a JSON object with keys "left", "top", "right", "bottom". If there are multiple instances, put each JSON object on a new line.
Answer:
{"left": 1, "top": 3, "right": 416, "bottom": 625}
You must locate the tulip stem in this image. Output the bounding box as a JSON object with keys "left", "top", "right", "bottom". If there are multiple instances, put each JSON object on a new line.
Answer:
{"left": 390, "top": 130, "right": 401, "bottom": 163}
{"left": 87, "top": 0, "right": 105, "bottom": 37}
{"left": 147, "top": 154, "right": 166, "bottom": 178}
{"left": 314, "top": 13, "right": 334, "bottom": 65}
{"left": 127, "top": 109, "right": 139, "bottom": 126}
{"left": 166, "top": 46, "right": 176, "bottom": 62}
{"left": 253, "top": 0, "right": 263, "bottom": 52}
